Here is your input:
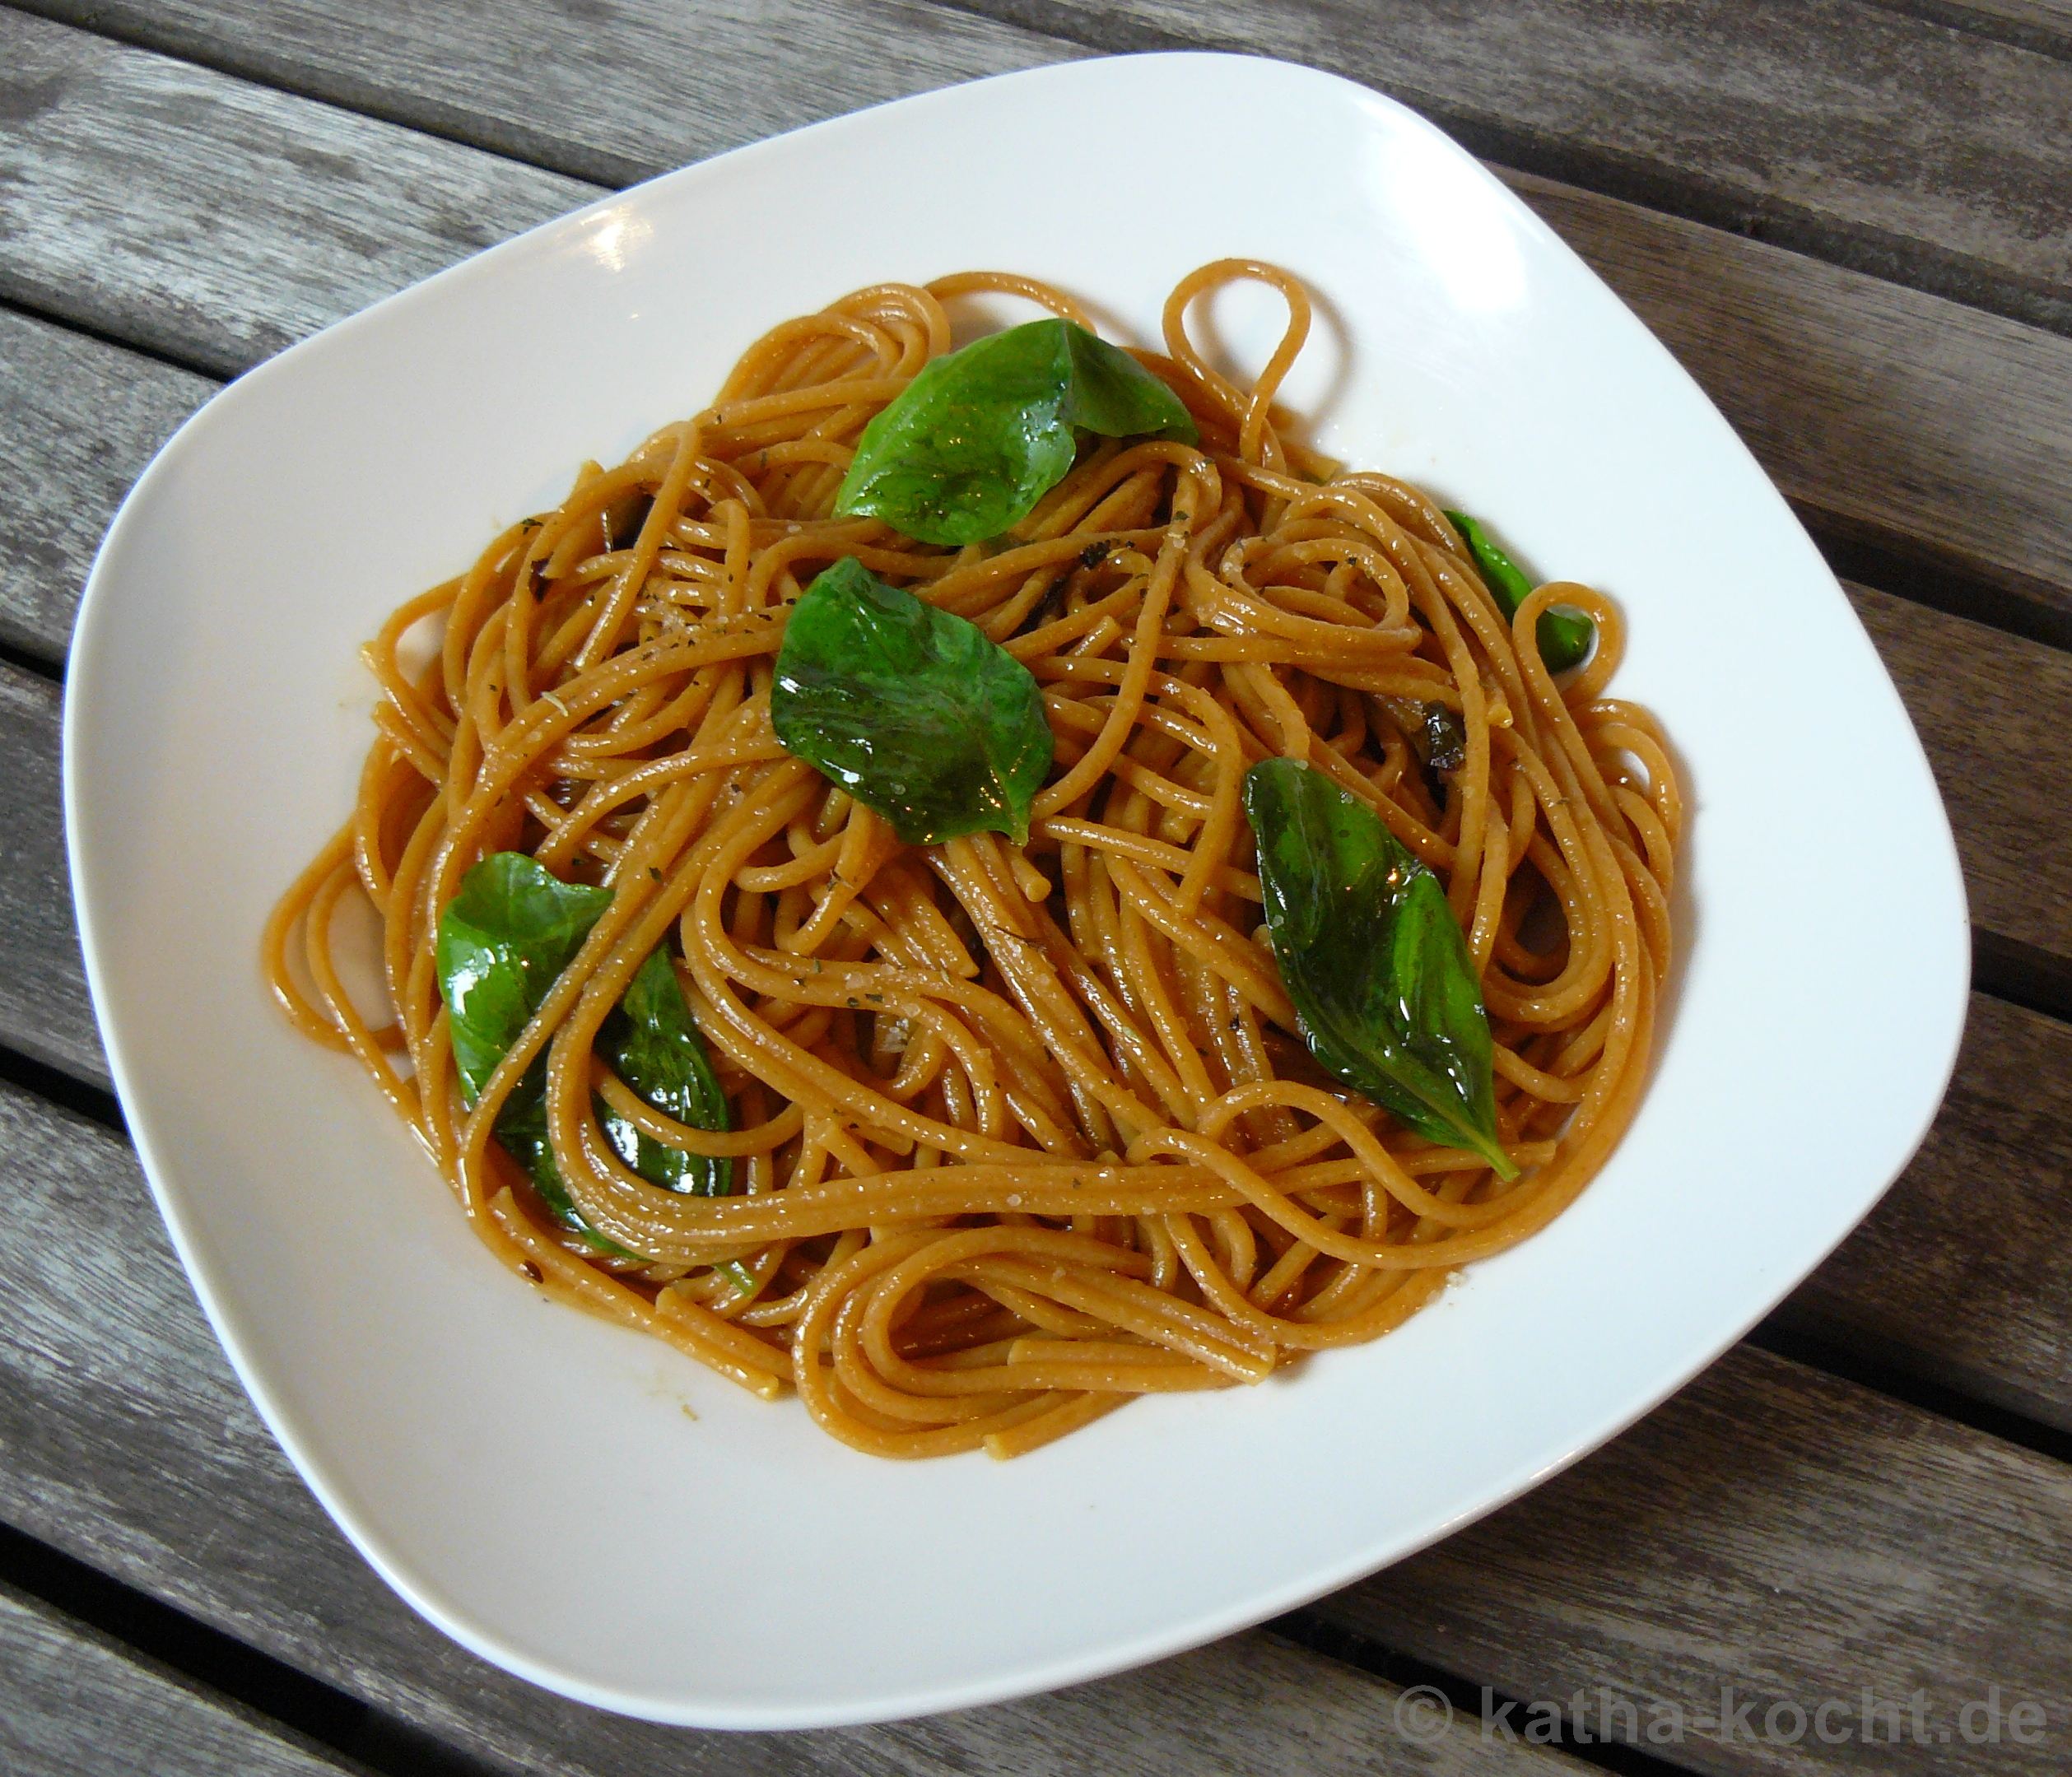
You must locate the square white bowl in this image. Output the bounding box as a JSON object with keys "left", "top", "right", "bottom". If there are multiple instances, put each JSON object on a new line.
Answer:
{"left": 65, "top": 52, "right": 1967, "bottom": 1728}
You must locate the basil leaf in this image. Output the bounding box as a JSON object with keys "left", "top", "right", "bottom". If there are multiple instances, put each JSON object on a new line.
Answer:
{"left": 480, "top": 1063, "right": 647, "bottom": 1259}
{"left": 435, "top": 854, "right": 737, "bottom": 1259}
{"left": 1243, "top": 760, "right": 1516, "bottom": 1178}
{"left": 437, "top": 852, "right": 613, "bottom": 1103}
{"left": 597, "top": 948, "right": 733, "bottom": 1198}
{"left": 771, "top": 557, "right": 1054, "bottom": 845}
{"left": 1443, "top": 509, "right": 1594, "bottom": 673}
{"left": 835, "top": 318, "right": 1197, "bottom": 546}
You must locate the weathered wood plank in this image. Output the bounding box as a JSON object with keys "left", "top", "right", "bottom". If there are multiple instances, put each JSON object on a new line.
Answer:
{"left": 1865, "top": 0, "right": 2072, "bottom": 58}
{"left": 897, "top": 1635, "right": 1590, "bottom": 1775}
{"left": 0, "top": 308, "right": 212, "bottom": 660}
{"left": 13, "top": 235, "right": 2072, "bottom": 678}
{"left": 1325, "top": 1341, "right": 2072, "bottom": 1775}
{"left": 0, "top": 1579, "right": 371, "bottom": 1777}
{"left": 1520, "top": 179, "right": 2072, "bottom": 627}
{"left": 1778, "top": 992, "right": 2072, "bottom": 1429}
{"left": 16, "top": 0, "right": 2071, "bottom": 335}
{"left": 0, "top": 10, "right": 596, "bottom": 374}
{"left": 1845, "top": 586, "right": 2072, "bottom": 965}
{"left": 1, "top": 1077, "right": 2062, "bottom": 1776}
{"left": 7, "top": 10, "right": 2072, "bottom": 630}
{"left": 0, "top": 1103, "right": 1573, "bottom": 1776}
{"left": 940, "top": 0, "right": 2072, "bottom": 335}
{"left": 0, "top": 666, "right": 101, "bottom": 1084}
{"left": 3, "top": 0, "right": 1081, "bottom": 191}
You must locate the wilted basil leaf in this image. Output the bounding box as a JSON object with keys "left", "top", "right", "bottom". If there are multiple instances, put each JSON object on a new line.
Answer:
{"left": 438, "top": 853, "right": 613, "bottom": 1103}
{"left": 770, "top": 557, "right": 1054, "bottom": 845}
{"left": 479, "top": 1068, "right": 637, "bottom": 1256}
{"left": 1443, "top": 509, "right": 1593, "bottom": 673}
{"left": 835, "top": 318, "right": 1197, "bottom": 546}
{"left": 1243, "top": 760, "right": 1516, "bottom": 1177}
{"left": 435, "top": 854, "right": 735, "bottom": 1256}
{"left": 597, "top": 947, "right": 732, "bottom": 1198}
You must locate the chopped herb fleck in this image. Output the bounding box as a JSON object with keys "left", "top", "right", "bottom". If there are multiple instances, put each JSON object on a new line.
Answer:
{"left": 1422, "top": 703, "right": 1468, "bottom": 775}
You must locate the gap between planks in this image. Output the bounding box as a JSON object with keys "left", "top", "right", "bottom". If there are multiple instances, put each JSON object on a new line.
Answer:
{"left": 1, "top": 1075, "right": 2066, "bottom": 1777}
{"left": 0, "top": 1575, "right": 381, "bottom": 1777}
{"left": 6, "top": 0, "right": 2067, "bottom": 337}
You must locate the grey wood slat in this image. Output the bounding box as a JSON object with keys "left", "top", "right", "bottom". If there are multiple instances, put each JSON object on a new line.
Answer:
{"left": 0, "top": 1108, "right": 1576, "bottom": 1777}
{"left": 1844, "top": 586, "right": 2072, "bottom": 966}
{"left": 938, "top": 0, "right": 2072, "bottom": 336}
{"left": 1778, "top": 991, "right": 2072, "bottom": 1430}
{"left": 0, "top": 13, "right": 2061, "bottom": 1775}
{"left": 1519, "top": 179, "right": 2072, "bottom": 626}
{"left": 0, "top": 308, "right": 213, "bottom": 661}
{"left": 1325, "top": 1342, "right": 2072, "bottom": 1777}
{"left": 2, "top": 0, "right": 1083, "bottom": 191}
{"left": 0, "top": 665, "right": 101, "bottom": 1084}
{"left": 13, "top": 0, "right": 2070, "bottom": 336}
{"left": 8, "top": 11, "right": 2072, "bottom": 630}
{"left": 0, "top": 9, "right": 597, "bottom": 375}
{"left": 0, "top": 1579, "right": 372, "bottom": 1777}
{"left": 1865, "top": 0, "right": 2072, "bottom": 58}
{"left": 0, "top": 1076, "right": 2061, "bottom": 1777}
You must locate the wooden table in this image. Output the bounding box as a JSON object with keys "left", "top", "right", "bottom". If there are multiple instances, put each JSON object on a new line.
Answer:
{"left": 2, "top": 3, "right": 2068, "bottom": 1771}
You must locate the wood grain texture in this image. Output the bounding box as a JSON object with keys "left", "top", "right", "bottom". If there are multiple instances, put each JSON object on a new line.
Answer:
{"left": 0, "top": 1076, "right": 2061, "bottom": 1776}
{"left": 1519, "top": 179, "right": 2072, "bottom": 626}
{"left": 6, "top": 9, "right": 2071, "bottom": 633}
{"left": 1325, "top": 1342, "right": 2072, "bottom": 1775}
{"left": 4, "top": 0, "right": 1083, "bottom": 189}
{"left": 0, "top": 665, "right": 102, "bottom": 1083}
{"left": 3, "top": 23, "right": 2065, "bottom": 950}
{"left": 1779, "top": 992, "right": 2072, "bottom": 1429}
{"left": 0, "top": 9, "right": 595, "bottom": 374}
{"left": 1863, "top": 0, "right": 2072, "bottom": 58}
{"left": 0, "top": 1096, "right": 1571, "bottom": 1777}
{"left": 938, "top": 0, "right": 2072, "bottom": 334}
{"left": 0, "top": 1580, "right": 371, "bottom": 1777}
{"left": 1844, "top": 586, "right": 2072, "bottom": 961}
{"left": 16, "top": 0, "right": 2071, "bottom": 333}
{"left": 0, "top": 4, "right": 2065, "bottom": 1769}
{"left": 0, "top": 307, "right": 212, "bottom": 659}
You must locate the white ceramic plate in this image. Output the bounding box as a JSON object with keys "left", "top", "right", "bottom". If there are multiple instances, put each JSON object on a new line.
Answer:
{"left": 66, "top": 52, "right": 1967, "bottom": 1729}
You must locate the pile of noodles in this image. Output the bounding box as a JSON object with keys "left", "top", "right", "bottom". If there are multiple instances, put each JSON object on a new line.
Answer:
{"left": 266, "top": 260, "right": 1679, "bottom": 1459}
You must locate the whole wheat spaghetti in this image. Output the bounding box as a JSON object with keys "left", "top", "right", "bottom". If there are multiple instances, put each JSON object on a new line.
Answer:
{"left": 265, "top": 261, "right": 1679, "bottom": 1459}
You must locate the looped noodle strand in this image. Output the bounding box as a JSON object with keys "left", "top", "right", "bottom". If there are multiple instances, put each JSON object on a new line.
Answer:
{"left": 266, "top": 263, "right": 1678, "bottom": 1458}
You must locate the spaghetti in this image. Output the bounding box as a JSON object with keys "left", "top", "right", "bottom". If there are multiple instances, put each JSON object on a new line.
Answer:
{"left": 265, "top": 260, "right": 1679, "bottom": 1459}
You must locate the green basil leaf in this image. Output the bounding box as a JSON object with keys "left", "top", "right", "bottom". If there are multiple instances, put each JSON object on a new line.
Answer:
{"left": 835, "top": 318, "right": 1197, "bottom": 546}
{"left": 1443, "top": 509, "right": 1594, "bottom": 673}
{"left": 771, "top": 557, "right": 1054, "bottom": 845}
{"left": 597, "top": 948, "right": 733, "bottom": 1198}
{"left": 1243, "top": 759, "right": 1516, "bottom": 1178}
{"left": 436, "top": 852, "right": 614, "bottom": 1103}
{"left": 481, "top": 1063, "right": 646, "bottom": 1260}
{"left": 435, "top": 854, "right": 738, "bottom": 1262}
